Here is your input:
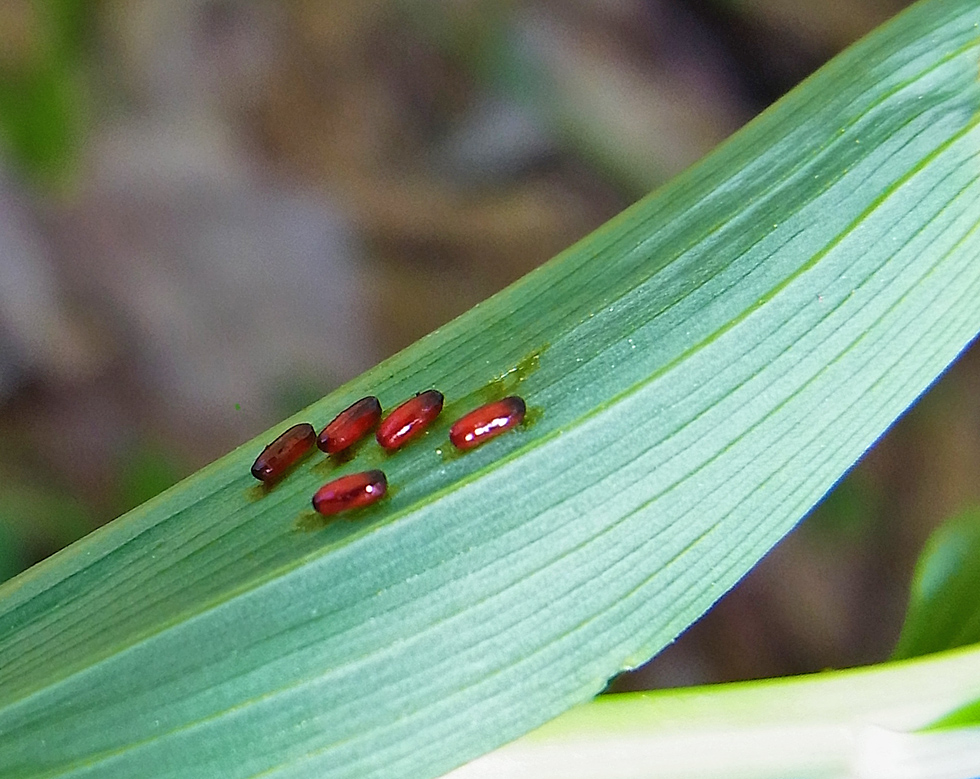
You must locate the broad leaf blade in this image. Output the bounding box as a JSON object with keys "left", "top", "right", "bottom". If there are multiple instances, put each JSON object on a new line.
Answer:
{"left": 2, "top": 1, "right": 980, "bottom": 778}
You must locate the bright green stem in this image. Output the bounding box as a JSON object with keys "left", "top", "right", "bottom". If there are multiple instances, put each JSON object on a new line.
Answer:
{"left": 448, "top": 646, "right": 980, "bottom": 779}
{"left": 0, "top": 2, "right": 979, "bottom": 778}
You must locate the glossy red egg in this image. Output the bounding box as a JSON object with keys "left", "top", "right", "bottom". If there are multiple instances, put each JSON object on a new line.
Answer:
{"left": 251, "top": 423, "right": 316, "bottom": 483}
{"left": 317, "top": 396, "right": 382, "bottom": 454}
{"left": 312, "top": 469, "right": 387, "bottom": 515}
{"left": 449, "top": 396, "right": 526, "bottom": 451}
{"left": 376, "top": 390, "right": 444, "bottom": 450}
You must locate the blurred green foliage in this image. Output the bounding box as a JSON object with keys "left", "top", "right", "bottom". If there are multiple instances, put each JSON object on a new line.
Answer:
{"left": 0, "top": 440, "right": 185, "bottom": 585}
{"left": 0, "top": 482, "right": 91, "bottom": 584}
{"left": 805, "top": 469, "right": 881, "bottom": 543}
{"left": 0, "top": 0, "right": 89, "bottom": 186}
{"left": 894, "top": 505, "right": 980, "bottom": 660}
{"left": 114, "top": 442, "right": 185, "bottom": 516}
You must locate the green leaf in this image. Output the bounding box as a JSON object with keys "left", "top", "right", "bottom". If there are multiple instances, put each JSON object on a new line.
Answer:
{"left": 893, "top": 506, "right": 980, "bottom": 660}
{"left": 0, "top": 482, "right": 92, "bottom": 584}
{"left": 450, "top": 644, "right": 980, "bottom": 778}
{"left": 927, "top": 696, "right": 980, "bottom": 731}
{"left": 2, "top": 1, "right": 980, "bottom": 777}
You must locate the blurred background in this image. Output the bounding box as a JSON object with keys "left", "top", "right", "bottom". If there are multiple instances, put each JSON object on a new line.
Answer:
{"left": 2, "top": 0, "right": 976, "bottom": 691}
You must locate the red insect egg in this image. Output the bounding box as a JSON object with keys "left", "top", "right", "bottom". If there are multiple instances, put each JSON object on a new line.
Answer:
{"left": 312, "top": 470, "right": 387, "bottom": 515}
{"left": 449, "top": 396, "right": 526, "bottom": 451}
{"left": 251, "top": 423, "right": 316, "bottom": 483}
{"left": 376, "top": 390, "right": 444, "bottom": 450}
{"left": 317, "top": 396, "right": 382, "bottom": 454}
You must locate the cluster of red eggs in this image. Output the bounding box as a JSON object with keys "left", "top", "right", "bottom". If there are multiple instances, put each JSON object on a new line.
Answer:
{"left": 250, "top": 391, "right": 526, "bottom": 516}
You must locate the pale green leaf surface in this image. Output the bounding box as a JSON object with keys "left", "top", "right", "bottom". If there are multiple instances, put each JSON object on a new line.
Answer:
{"left": 1, "top": 2, "right": 980, "bottom": 778}
{"left": 448, "top": 644, "right": 980, "bottom": 779}
{"left": 928, "top": 698, "right": 980, "bottom": 732}
{"left": 893, "top": 506, "right": 980, "bottom": 660}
